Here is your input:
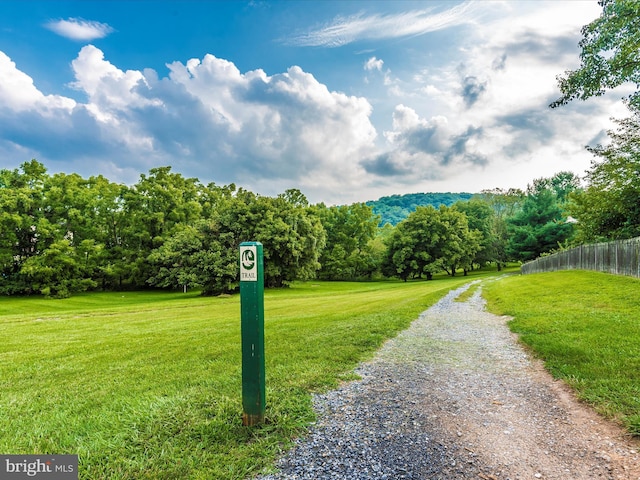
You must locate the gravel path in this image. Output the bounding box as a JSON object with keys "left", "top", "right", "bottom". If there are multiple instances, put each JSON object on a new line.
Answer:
{"left": 257, "top": 281, "right": 640, "bottom": 480}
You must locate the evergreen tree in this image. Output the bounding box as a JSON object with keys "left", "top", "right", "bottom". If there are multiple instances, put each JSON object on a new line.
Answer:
{"left": 506, "top": 189, "right": 574, "bottom": 262}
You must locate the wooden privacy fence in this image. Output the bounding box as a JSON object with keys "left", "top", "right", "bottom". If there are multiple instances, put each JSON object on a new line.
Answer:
{"left": 521, "top": 236, "right": 640, "bottom": 278}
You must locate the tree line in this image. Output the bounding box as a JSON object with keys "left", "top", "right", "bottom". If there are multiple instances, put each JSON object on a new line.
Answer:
{"left": 1, "top": 160, "right": 585, "bottom": 298}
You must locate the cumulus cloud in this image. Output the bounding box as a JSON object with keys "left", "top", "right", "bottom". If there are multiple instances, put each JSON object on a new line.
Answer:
{"left": 45, "top": 18, "right": 114, "bottom": 41}
{"left": 364, "top": 56, "right": 384, "bottom": 71}
{"left": 70, "top": 46, "right": 161, "bottom": 114}
{"left": 362, "top": 104, "right": 487, "bottom": 180}
{"left": 0, "top": 47, "right": 378, "bottom": 197}
{"left": 160, "top": 54, "right": 377, "bottom": 182}
{"left": 0, "top": 51, "right": 76, "bottom": 112}
{"left": 0, "top": 51, "right": 46, "bottom": 111}
{"left": 285, "top": 1, "right": 480, "bottom": 47}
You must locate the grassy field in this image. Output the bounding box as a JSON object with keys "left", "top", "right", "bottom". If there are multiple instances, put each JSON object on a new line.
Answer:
{"left": 0, "top": 271, "right": 498, "bottom": 479}
{"left": 483, "top": 270, "right": 640, "bottom": 436}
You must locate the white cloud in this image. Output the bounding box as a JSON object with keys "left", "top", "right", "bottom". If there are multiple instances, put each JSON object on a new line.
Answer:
{"left": 364, "top": 56, "right": 383, "bottom": 71}
{"left": 0, "top": 51, "right": 76, "bottom": 112}
{"left": 361, "top": 104, "right": 487, "bottom": 183}
{"left": 422, "top": 85, "right": 441, "bottom": 96}
{"left": 71, "top": 45, "right": 159, "bottom": 111}
{"left": 45, "top": 18, "right": 114, "bottom": 41}
{"left": 286, "top": 1, "right": 481, "bottom": 47}
{"left": 0, "top": 47, "right": 379, "bottom": 200}
{"left": 357, "top": 0, "right": 618, "bottom": 196}
{"left": 0, "top": 51, "right": 44, "bottom": 110}
{"left": 390, "top": 104, "right": 428, "bottom": 132}
{"left": 160, "top": 56, "right": 378, "bottom": 183}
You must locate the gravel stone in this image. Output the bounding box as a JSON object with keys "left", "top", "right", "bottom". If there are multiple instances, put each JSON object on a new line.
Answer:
{"left": 256, "top": 281, "right": 640, "bottom": 480}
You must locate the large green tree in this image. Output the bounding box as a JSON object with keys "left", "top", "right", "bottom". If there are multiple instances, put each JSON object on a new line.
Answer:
{"left": 436, "top": 206, "right": 482, "bottom": 276}
{"left": 145, "top": 182, "right": 240, "bottom": 295}
{"left": 247, "top": 190, "right": 326, "bottom": 288}
{"left": 147, "top": 225, "right": 206, "bottom": 292}
{"left": 43, "top": 173, "right": 97, "bottom": 245}
{"left": 569, "top": 107, "right": 640, "bottom": 240}
{"left": 146, "top": 220, "right": 240, "bottom": 295}
{"left": 0, "top": 160, "right": 57, "bottom": 294}
{"left": 530, "top": 171, "right": 582, "bottom": 205}
{"left": 42, "top": 172, "right": 128, "bottom": 290}
{"left": 550, "top": 0, "right": 639, "bottom": 241}
{"left": 471, "top": 189, "right": 527, "bottom": 269}
{"left": 506, "top": 187, "right": 574, "bottom": 262}
{"left": 453, "top": 200, "right": 497, "bottom": 269}
{"left": 20, "top": 239, "right": 97, "bottom": 298}
{"left": 149, "top": 188, "right": 327, "bottom": 294}
{"left": 551, "top": 0, "right": 640, "bottom": 109}
{"left": 118, "top": 167, "right": 204, "bottom": 288}
{"left": 315, "top": 203, "right": 379, "bottom": 280}
{"left": 476, "top": 188, "right": 525, "bottom": 219}
{"left": 383, "top": 205, "right": 480, "bottom": 280}
{"left": 0, "top": 161, "right": 130, "bottom": 295}
{"left": 383, "top": 206, "right": 443, "bottom": 281}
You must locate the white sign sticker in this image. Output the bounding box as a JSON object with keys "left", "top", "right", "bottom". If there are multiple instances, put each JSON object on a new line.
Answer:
{"left": 240, "top": 245, "right": 258, "bottom": 282}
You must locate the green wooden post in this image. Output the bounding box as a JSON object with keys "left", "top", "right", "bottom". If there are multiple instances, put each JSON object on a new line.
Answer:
{"left": 239, "top": 242, "right": 265, "bottom": 426}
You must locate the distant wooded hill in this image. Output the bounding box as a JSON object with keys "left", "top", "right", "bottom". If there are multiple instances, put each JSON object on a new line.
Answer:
{"left": 366, "top": 192, "right": 474, "bottom": 226}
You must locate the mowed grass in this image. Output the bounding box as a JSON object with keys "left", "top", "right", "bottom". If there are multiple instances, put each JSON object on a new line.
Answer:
{"left": 0, "top": 272, "right": 494, "bottom": 479}
{"left": 483, "top": 270, "right": 640, "bottom": 436}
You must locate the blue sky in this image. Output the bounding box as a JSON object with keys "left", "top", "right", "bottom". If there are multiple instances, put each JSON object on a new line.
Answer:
{"left": 0, "top": 1, "right": 632, "bottom": 204}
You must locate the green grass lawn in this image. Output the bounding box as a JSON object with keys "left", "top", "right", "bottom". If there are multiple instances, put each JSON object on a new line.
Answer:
{"left": 0, "top": 271, "right": 496, "bottom": 479}
{"left": 483, "top": 270, "right": 640, "bottom": 436}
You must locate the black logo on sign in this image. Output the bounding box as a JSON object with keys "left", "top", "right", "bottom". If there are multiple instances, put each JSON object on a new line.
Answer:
{"left": 241, "top": 249, "right": 255, "bottom": 270}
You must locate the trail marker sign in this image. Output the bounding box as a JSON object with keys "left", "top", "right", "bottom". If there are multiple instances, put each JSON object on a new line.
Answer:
{"left": 240, "top": 245, "right": 258, "bottom": 281}
{"left": 239, "top": 242, "right": 265, "bottom": 426}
